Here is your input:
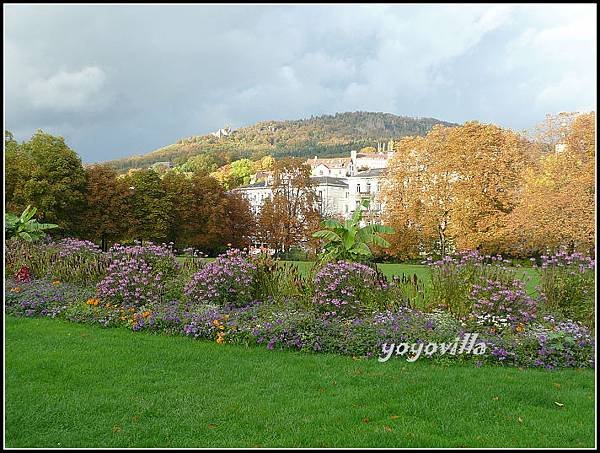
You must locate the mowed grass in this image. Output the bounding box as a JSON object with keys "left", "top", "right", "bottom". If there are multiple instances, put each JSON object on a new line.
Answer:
{"left": 5, "top": 316, "right": 595, "bottom": 448}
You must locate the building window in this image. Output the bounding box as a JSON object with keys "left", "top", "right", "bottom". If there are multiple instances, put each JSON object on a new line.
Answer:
{"left": 345, "top": 205, "right": 348, "bottom": 213}
{"left": 356, "top": 184, "right": 361, "bottom": 193}
{"left": 319, "top": 169, "right": 324, "bottom": 176}
{"left": 366, "top": 183, "right": 371, "bottom": 193}
{"left": 318, "top": 190, "right": 323, "bottom": 199}
{"left": 345, "top": 191, "right": 349, "bottom": 198}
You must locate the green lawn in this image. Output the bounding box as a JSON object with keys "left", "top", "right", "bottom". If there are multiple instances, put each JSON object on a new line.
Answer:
{"left": 5, "top": 316, "right": 595, "bottom": 448}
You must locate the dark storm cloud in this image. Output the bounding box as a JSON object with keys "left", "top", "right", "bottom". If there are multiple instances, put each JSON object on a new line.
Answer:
{"left": 5, "top": 4, "right": 596, "bottom": 163}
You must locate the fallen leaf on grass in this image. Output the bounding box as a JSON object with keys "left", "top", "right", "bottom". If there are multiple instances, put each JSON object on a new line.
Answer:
{"left": 207, "top": 424, "right": 217, "bottom": 429}
{"left": 518, "top": 417, "right": 523, "bottom": 423}
{"left": 390, "top": 415, "right": 400, "bottom": 420}
{"left": 112, "top": 426, "right": 122, "bottom": 433}
{"left": 362, "top": 417, "right": 369, "bottom": 424}
{"left": 554, "top": 401, "right": 564, "bottom": 407}
{"left": 384, "top": 426, "right": 393, "bottom": 432}
{"left": 492, "top": 396, "right": 499, "bottom": 401}
{"left": 553, "top": 383, "right": 561, "bottom": 389}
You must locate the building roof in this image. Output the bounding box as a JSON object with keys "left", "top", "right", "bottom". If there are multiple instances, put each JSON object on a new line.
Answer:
{"left": 310, "top": 176, "right": 348, "bottom": 188}
{"left": 307, "top": 157, "right": 351, "bottom": 168}
{"left": 355, "top": 152, "right": 390, "bottom": 160}
{"left": 353, "top": 168, "right": 385, "bottom": 178}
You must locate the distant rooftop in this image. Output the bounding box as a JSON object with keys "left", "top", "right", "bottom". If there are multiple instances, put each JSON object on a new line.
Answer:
{"left": 353, "top": 168, "right": 385, "bottom": 178}
{"left": 310, "top": 176, "right": 348, "bottom": 188}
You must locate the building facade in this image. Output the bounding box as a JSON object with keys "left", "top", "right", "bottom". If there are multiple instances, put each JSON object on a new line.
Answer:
{"left": 236, "top": 150, "right": 393, "bottom": 222}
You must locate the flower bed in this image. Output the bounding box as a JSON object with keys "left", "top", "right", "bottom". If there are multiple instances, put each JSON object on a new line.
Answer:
{"left": 3, "top": 239, "right": 596, "bottom": 369}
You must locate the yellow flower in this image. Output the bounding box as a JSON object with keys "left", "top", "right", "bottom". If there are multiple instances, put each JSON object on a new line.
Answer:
{"left": 216, "top": 333, "right": 225, "bottom": 344}
{"left": 142, "top": 311, "right": 151, "bottom": 318}
{"left": 52, "top": 280, "right": 60, "bottom": 285}
{"left": 212, "top": 319, "right": 221, "bottom": 327}
{"left": 516, "top": 323, "right": 525, "bottom": 333}
{"left": 10, "top": 287, "right": 21, "bottom": 293}
{"left": 86, "top": 298, "right": 99, "bottom": 306}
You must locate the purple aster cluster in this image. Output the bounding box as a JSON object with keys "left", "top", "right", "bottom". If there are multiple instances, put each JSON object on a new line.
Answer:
{"left": 56, "top": 238, "right": 102, "bottom": 258}
{"left": 184, "top": 249, "right": 256, "bottom": 307}
{"left": 312, "top": 261, "right": 381, "bottom": 318}
{"left": 470, "top": 278, "right": 537, "bottom": 328}
{"left": 97, "top": 241, "right": 179, "bottom": 308}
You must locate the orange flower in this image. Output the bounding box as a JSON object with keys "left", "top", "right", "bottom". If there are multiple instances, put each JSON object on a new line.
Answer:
{"left": 52, "top": 280, "right": 61, "bottom": 285}
{"left": 516, "top": 323, "right": 525, "bottom": 333}
{"left": 10, "top": 287, "right": 21, "bottom": 293}
{"left": 86, "top": 298, "right": 99, "bottom": 306}
{"left": 216, "top": 333, "right": 225, "bottom": 344}
{"left": 142, "top": 311, "right": 151, "bottom": 318}
{"left": 212, "top": 319, "right": 221, "bottom": 327}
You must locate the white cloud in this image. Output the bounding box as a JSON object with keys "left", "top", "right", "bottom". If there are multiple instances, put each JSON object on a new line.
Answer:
{"left": 26, "top": 66, "right": 108, "bottom": 111}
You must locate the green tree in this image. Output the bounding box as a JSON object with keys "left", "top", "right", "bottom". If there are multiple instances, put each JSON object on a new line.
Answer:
{"left": 5, "top": 131, "right": 35, "bottom": 213}
{"left": 180, "top": 154, "right": 219, "bottom": 176}
{"left": 13, "top": 130, "right": 87, "bottom": 236}
{"left": 124, "top": 169, "right": 171, "bottom": 243}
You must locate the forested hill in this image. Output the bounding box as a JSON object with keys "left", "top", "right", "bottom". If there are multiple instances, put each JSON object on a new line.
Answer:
{"left": 103, "top": 111, "right": 457, "bottom": 172}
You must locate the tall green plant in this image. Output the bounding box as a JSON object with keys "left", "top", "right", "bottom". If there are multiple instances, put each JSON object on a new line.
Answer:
{"left": 312, "top": 200, "right": 394, "bottom": 262}
{"left": 5, "top": 205, "right": 58, "bottom": 242}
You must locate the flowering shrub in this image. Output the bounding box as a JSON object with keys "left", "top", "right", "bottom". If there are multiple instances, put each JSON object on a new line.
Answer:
{"left": 480, "top": 315, "right": 595, "bottom": 369}
{"left": 469, "top": 278, "right": 537, "bottom": 330}
{"left": 312, "top": 261, "right": 385, "bottom": 318}
{"left": 56, "top": 238, "right": 102, "bottom": 257}
{"left": 5, "top": 237, "right": 109, "bottom": 283}
{"left": 427, "top": 250, "right": 517, "bottom": 318}
{"left": 5, "top": 278, "right": 95, "bottom": 319}
{"left": 184, "top": 249, "right": 256, "bottom": 307}
{"left": 97, "top": 242, "right": 179, "bottom": 308}
{"left": 535, "top": 249, "right": 595, "bottom": 329}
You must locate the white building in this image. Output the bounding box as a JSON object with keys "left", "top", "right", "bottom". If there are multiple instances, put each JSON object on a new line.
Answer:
{"left": 236, "top": 149, "right": 393, "bottom": 222}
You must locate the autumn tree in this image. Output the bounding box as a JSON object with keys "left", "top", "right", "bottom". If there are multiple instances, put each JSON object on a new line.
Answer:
{"left": 256, "top": 158, "right": 321, "bottom": 254}
{"left": 505, "top": 112, "right": 595, "bottom": 256}
{"left": 382, "top": 130, "right": 456, "bottom": 258}
{"left": 382, "top": 122, "right": 532, "bottom": 257}
{"left": 79, "top": 165, "right": 131, "bottom": 250}
{"left": 222, "top": 191, "right": 255, "bottom": 250}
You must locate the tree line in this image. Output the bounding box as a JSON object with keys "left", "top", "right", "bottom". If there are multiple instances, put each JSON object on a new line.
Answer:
{"left": 5, "top": 111, "right": 595, "bottom": 259}
{"left": 380, "top": 112, "right": 595, "bottom": 259}
{"left": 5, "top": 130, "right": 255, "bottom": 254}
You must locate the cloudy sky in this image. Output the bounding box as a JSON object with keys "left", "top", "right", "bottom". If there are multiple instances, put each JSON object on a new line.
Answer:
{"left": 4, "top": 4, "right": 597, "bottom": 163}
